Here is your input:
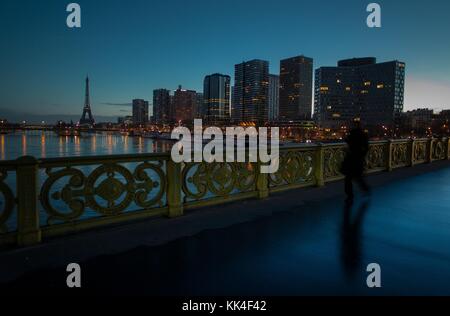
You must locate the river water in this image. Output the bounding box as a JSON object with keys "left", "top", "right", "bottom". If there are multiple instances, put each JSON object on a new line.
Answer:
{"left": 0, "top": 131, "right": 174, "bottom": 160}
{"left": 0, "top": 131, "right": 177, "bottom": 232}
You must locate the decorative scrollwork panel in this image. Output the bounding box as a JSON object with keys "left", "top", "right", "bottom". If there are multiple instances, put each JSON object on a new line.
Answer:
{"left": 391, "top": 142, "right": 409, "bottom": 168}
{"left": 323, "top": 147, "right": 346, "bottom": 180}
{"left": 40, "top": 161, "right": 167, "bottom": 224}
{"left": 366, "top": 144, "right": 387, "bottom": 171}
{"left": 182, "top": 162, "right": 257, "bottom": 202}
{"left": 413, "top": 141, "right": 427, "bottom": 164}
{"left": 269, "top": 150, "right": 315, "bottom": 188}
{"left": 432, "top": 139, "right": 446, "bottom": 161}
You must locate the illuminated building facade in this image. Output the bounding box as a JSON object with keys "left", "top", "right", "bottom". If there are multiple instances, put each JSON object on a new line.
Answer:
{"left": 314, "top": 57, "right": 405, "bottom": 128}
{"left": 279, "top": 55, "right": 313, "bottom": 121}
{"left": 203, "top": 73, "right": 230, "bottom": 122}
{"left": 153, "top": 89, "right": 172, "bottom": 123}
{"left": 268, "top": 74, "right": 279, "bottom": 121}
{"left": 173, "top": 85, "right": 197, "bottom": 123}
{"left": 132, "top": 99, "right": 149, "bottom": 125}
{"left": 232, "top": 59, "right": 269, "bottom": 124}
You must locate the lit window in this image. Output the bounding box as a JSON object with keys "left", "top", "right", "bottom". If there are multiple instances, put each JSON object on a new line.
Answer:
{"left": 377, "top": 84, "right": 384, "bottom": 89}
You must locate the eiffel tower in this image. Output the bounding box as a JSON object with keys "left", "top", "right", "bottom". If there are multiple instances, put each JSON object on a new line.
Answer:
{"left": 79, "top": 76, "right": 95, "bottom": 125}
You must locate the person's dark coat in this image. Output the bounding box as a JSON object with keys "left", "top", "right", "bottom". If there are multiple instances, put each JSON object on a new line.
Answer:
{"left": 341, "top": 127, "right": 369, "bottom": 177}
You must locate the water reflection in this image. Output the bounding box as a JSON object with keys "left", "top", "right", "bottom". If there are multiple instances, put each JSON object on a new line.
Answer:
{"left": 1, "top": 135, "right": 5, "bottom": 160}
{"left": 340, "top": 199, "right": 370, "bottom": 279}
{"left": 40, "top": 133, "right": 46, "bottom": 157}
{"left": 0, "top": 131, "right": 173, "bottom": 160}
{"left": 21, "top": 133, "right": 27, "bottom": 156}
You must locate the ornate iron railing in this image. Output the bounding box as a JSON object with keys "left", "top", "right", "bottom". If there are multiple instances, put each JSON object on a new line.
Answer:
{"left": 0, "top": 138, "right": 449, "bottom": 247}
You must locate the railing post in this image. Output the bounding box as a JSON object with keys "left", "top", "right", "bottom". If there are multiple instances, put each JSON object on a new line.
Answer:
{"left": 409, "top": 139, "right": 415, "bottom": 167}
{"left": 166, "top": 160, "right": 183, "bottom": 218}
{"left": 16, "top": 156, "right": 41, "bottom": 246}
{"left": 446, "top": 138, "right": 450, "bottom": 160}
{"left": 256, "top": 161, "right": 269, "bottom": 199}
{"left": 427, "top": 138, "right": 433, "bottom": 163}
{"left": 315, "top": 143, "right": 325, "bottom": 187}
{"left": 387, "top": 140, "right": 393, "bottom": 171}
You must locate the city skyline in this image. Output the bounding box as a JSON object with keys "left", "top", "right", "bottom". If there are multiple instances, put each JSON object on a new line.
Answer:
{"left": 1, "top": 0, "right": 450, "bottom": 122}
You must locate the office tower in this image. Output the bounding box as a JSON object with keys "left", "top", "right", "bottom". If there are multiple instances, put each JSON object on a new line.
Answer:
{"left": 233, "top": 59, "right": 269, "bottom": 124}
{"left": 314, "top": 57, "right": 405, "bottom": 128}
{"left": 203, "top": 73, "right": 231, "bottom": 123}
{"left": 279, "top": 55, "right": 313, "bottom": 121}
{"left": 173, "top": 85, "right": 197, "bottom": 123}
{"left": 268, "top": 74, "right": 279, "bottom": 121}
{"left": 132, "top": 99, "right": 149, "bottom": 125}
{"left": 196, "top": 93, "right": 204, "bottom": 119}
{"left": 79, "top": 76, "right": 95, "bottom": 125}
{"left": 153, "top": 89, "right": 172, "bottom": 123}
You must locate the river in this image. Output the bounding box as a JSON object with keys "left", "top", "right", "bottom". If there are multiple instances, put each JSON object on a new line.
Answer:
{"left": 0, "top": 130, "right": 174, "bottom": 161}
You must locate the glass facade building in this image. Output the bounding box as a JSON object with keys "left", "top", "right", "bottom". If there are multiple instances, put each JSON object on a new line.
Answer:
{"left": 314, "top": 57, "right": 405, "bottom": 128}
{"left": 279, "top": 55, "right": 313, "bottom": 121}
{"left": 232, "top": 59, "right": 269, "bottom": 124}
{"left": 203, "top": 74, "right": 230, "bottom": 122}
{"left": 132, "top": 99, "right": 149, "bottom": 125}
{"left": 268, "top": 74, "right": 279, "bottom": 121}
{"left": 153, "top": 89, "right": 172, "bottom": 123}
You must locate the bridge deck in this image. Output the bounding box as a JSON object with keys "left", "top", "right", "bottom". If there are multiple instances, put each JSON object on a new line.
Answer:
{"left": 1, "top": 160, "right": 450, "bottom": 295}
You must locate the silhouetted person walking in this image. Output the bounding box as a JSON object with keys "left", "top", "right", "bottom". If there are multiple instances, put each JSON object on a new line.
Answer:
{"left": 341, "top": 121, "right": 370, "bottom": 201}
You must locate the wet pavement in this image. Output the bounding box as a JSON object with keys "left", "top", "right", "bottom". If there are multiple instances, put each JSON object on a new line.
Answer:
{"left": 2, "top": 162, "right": 450, "bottom": 295}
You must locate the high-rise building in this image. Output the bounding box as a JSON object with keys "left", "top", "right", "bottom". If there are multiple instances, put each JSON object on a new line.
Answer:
{"left": 314, "top": 57, "right": 405, "bottom": 128}
{"left": 233, "top": 59, "right": 269, "bottom": 124}
{"left": 279, "top": 55, "right": 313, "bottom": 121}
{"left": 132, "top": 99, "right": 149, "bottom": 125}
{"left": 203, "top": 73, "right": 231, "bottom": 122}
{"left": 196, "top": 93, "right": 204, "bottom": 119}
{"left": 268, "top": 74, "right": 279, "bottom": 121}
{"left": 173, "top": 85, "right": 197, "bottom": 123}
{"left": 153, "top": 89, "right": 172, "bottom": 123}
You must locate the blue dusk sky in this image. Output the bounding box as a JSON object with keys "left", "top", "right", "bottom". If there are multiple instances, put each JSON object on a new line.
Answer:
{"left": 1, "top": 0, "right": 450, "bottom": 122}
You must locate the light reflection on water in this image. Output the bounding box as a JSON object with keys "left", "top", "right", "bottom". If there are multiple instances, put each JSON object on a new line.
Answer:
{"left": 0, "top": 131, "right": 175, "bottom": 232}
{"left": 0, "top": 130, "right": 173, "bottom": 160}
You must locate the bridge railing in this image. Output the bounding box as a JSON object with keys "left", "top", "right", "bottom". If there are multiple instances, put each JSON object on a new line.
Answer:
{"left": 0, "top": 138, "right": 449, "bottom": 247}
